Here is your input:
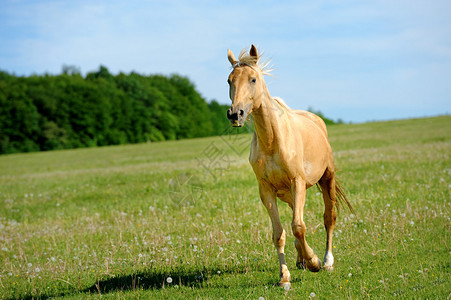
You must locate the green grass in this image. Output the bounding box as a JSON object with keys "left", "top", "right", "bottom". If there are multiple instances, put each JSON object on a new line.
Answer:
{"left": 1, "top": 116, "right": 450, "bottom": 299}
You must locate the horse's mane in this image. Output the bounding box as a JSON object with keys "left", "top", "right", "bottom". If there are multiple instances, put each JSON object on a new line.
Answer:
{"left": 273, "top": 97, "right": 290, "bottom": 110}
{"left": 235, "top": 48, "right": 273, "bottom": 76}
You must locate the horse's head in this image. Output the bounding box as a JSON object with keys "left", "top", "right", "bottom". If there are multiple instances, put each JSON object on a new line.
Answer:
{"left": 226, "top": 45, "right": 266, "bottom": 127}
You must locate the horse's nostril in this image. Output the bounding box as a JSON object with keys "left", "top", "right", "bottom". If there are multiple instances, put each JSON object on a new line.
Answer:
{"left": 239, "top": 109, "right": 244, "bottom": 116}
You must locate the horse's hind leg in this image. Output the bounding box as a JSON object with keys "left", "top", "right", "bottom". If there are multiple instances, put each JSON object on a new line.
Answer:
{"left": 319, "top": 168, "right": 337, "bottom": 271}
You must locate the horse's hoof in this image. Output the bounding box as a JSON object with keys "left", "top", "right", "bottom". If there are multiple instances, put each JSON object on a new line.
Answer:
{"left": 306, "top": 256, "right": 322, "bottom": 272}
{"left": 279, "top": 281, "right": 291, "bottom": 290}
{"left": 323, "top": 265, "right": 334, "bottom": 272}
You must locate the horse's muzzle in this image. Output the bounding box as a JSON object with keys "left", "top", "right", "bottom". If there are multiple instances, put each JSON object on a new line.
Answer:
{"left": 227, "top": 107, "right": 246, "bottom": 127}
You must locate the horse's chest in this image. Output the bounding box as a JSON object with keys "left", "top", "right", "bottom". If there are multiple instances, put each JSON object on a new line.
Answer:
{"left": 251, "top": 154, "right": 292, "bottom": 190}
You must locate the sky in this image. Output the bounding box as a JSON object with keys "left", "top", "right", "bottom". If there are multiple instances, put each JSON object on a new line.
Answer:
{"left": 1, "top": 0, "right": 450, "bottom": 123}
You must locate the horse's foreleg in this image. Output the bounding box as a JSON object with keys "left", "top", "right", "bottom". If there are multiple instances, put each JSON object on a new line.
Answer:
{"left": 259, "top": 183, "right": 291, "bottom": 287}
{"left": 279, "top": 192, "right": 307, "bottom": 270}
{"left": 291, "top": 178, "right": 321, "bottom": 272}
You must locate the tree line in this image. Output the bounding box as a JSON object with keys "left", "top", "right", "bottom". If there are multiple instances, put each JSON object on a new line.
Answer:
{"left": 0, "top": 66, "right": 234, "bottom": 154}
{"left": 0, "top": 66, "right": 338, "bottom": 154}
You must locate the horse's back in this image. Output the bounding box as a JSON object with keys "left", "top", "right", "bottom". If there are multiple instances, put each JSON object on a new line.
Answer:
{"left": 293, "top": 110, "right": 328, "bottom": 137}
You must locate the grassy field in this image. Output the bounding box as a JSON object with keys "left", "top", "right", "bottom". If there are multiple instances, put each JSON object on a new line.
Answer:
{"left": 0, "top": 116, "right": 450, "bottom": 299}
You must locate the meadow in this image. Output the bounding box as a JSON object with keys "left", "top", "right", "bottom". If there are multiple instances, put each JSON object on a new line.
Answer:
{"left": 0, "top": 116, "right": 450, "bottom": 299}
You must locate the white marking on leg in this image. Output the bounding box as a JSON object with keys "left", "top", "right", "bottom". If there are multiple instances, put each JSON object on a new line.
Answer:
{"left": 324, "top": 251, "right": 334, "bottom": 267}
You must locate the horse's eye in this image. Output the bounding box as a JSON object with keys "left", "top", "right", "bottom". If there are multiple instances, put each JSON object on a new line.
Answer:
{"left": 250, "top": 78, "right": 257, "bottom": 84}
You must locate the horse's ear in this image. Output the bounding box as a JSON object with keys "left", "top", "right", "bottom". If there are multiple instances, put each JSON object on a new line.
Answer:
{"left": 250, "top": 44, "right": 258, "bottom": 59}
{"left": 228, "top": 49, "right": 237, "bottom": 66}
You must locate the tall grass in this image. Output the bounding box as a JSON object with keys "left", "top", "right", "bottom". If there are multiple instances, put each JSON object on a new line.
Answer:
{"left": 0, "top": 116, "right": 450, "bottom": 299}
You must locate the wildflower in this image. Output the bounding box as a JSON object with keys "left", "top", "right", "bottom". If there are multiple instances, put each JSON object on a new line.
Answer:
{"left": 138, "top": 253, "right": 143, "bottom": 258}
{"left": 348, "top": 273, "right": 352, "bottom": 277}
{"left": 166, "top": 277, "right": 173, "bottom": 283}
{"left": 27, "top": 263, "right": 32, "bottom": 268}
{"left": 309, "top": 292, "right": 316, "bottom": 298}
{"left": 1, "top": 247, "right": 8, "bottom": 252}
{"left": 35, "top": 267, "right": 40, "bottom": 273}
{"left": 284, "top": 284, "right": 290, "bottom": 291}
{"left": 259, "top": 297, "right": 265, "bottom": 300}
{"left": 410, "top": 221, "right": 414, "bottom": 226}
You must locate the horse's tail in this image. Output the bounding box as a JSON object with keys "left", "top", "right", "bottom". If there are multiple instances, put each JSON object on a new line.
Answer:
{"left": 335, "top": 179, "right": 354, "bottom": 214}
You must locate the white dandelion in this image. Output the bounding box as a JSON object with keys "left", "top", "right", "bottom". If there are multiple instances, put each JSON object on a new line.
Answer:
{"left": 166, "top": 277, "right": 173, "bottom": 283}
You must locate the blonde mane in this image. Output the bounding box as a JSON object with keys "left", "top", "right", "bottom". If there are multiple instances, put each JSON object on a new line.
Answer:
{"left": 273, "top": 96, "right": 290, "bottom": 110}
{"left": 234, "top": 48, "right": 273, "bottom": 76}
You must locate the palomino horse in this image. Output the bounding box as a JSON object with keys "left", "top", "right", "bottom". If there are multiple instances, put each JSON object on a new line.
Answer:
{"left": 226, "top": 45, "right": 353, "bottom": 287}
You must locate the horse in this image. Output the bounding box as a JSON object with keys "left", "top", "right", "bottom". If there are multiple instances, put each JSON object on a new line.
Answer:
{"left": 226, "top": 45, "right": 353, "bottom": 288}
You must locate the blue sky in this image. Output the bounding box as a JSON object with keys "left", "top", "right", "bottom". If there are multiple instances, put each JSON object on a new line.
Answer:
{"left": 1, "top": 0, "right": 450, "bottom": 123}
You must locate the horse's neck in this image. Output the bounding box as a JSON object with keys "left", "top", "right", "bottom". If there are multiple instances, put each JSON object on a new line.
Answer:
{"left": 252, "top": 92, "right": 284, "bottom": 153}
